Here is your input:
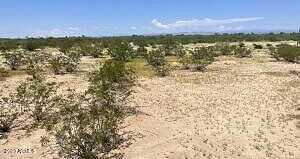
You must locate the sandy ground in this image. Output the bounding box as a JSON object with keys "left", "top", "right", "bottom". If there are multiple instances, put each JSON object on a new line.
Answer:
{"left": 0, "top": 45, "right": 300, "bottom": 159}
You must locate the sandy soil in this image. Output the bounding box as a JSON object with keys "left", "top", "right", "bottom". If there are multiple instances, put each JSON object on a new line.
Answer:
{"left": 0, "top": 45, "right": 299, "bottom": 159}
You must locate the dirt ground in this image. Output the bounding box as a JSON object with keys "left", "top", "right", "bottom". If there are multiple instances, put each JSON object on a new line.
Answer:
{"left": 0, "top": 44, "right": 299, "bottom": 159}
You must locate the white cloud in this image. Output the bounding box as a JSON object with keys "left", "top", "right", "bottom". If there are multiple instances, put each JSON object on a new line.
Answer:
{"left": 151, "top": 17, "right": 264, "bottom": 29}
{"left": 68, "top": 27, "right": 79, "bottom": 31}
{"left": 130, "top": 26, "right": 137, "bottom": 30}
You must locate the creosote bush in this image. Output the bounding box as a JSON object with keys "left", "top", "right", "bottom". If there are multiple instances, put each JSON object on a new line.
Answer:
{"left": 146, "top": 49, "right": 169, "bottom": 76}
{"left": 276, "top": 44, "right": 300, "bottom": 62}
{"left": 108, "top": 42, "right": 134, "bottom": 62}
{"left": 80, "top": 42, "right": 104, "bottom": 58}
{"left": 191, "top": 47, "right": 214, "bottom": 71}
{"left": 24, "top": 51, "right": 48, "bottom": 80}
{"left": 0, "top": 98, "right": 20, "bottom": 138}
{"left": 48, "top": 50, "right": 81, "bottom": 74}
{"left": 1, "top": 50, "right": 25, "bottom": 70}
{"left": 55, "top": 60, "right": 136, "bottom": 158}
{"left": 234, "top": 47, "right": 252, "bottom": 58}
{"left": 214, "top": 43, "right": 236, "bottom": 56}
{"left": 15, "top": 79, "right": 61, "bottom": 129}
{"left": 176, "top": 47, "right": 191, "bottom": 70}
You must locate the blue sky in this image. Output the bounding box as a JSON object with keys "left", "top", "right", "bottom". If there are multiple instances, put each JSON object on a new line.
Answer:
{"left": 0, "top": 0, "right": 299, "bottom": 37}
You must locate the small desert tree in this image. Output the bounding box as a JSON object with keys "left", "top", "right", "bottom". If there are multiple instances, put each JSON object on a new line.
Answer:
{"left": 146, "top": 49, "right": 169, "bottom": 76}
{"left": 191, "top": 47, "right": 214, "bottom": 71}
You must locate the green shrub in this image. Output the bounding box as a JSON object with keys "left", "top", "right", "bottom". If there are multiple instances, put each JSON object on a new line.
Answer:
{"left": 55, "top": 91, "right": 122, "bottom": 158}
{"left": 191, "top": 47, "right": 214, "bottom": 71}
{"left": 1, "top": 50, "right": 25, "bottom": 70}
{"left": 253, "top": 44, "right": 263, "bottom": 49}
{"left": 136, "top": 46, "right": 148, "bottom": 58}
{"left": 276, "top": 44, "right": 300, "bottom": 62}
{"left": 80, "top": 42, "right": 104, "bottom": 58}
{"left": 0, "top": 98, "right": 19, "bottom": 137}
{"left": 15, "top": 79, "right": 60, "bottom": 129}
{"left": 234, "top": 47, "right": 252, "bottom": 58}
{"left": 88, "top": 59, "right": 136, "bottom": 106}
{"left": 108, "top": 42, "right": 134, "bottom": 62}
{"left": 215, "top": 43, "right": 236, "bottom": 56}
{"left": 176, "top": 47, "right": 191, "bottom": 69}
{"left": 146, "top": 49, "right": 169, "bottom": 76}
{"left": 55, "top": 60, "right": 136, "bottom": 158}
{"left": 24, "top": 51, "right": 47, "bottom": 79}
{"left": 48, "top": 51, "right": 81, "bottom": 74}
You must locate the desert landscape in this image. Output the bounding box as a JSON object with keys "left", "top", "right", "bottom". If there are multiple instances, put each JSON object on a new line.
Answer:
{"left": 1, "top": 1, "right": 300, "bottom": 158}
{"left": 0, "top": 40, "right": 299, "bottom": 158}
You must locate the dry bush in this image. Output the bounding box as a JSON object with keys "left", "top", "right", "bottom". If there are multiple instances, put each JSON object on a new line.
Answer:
{"left": 146, "top": 49, "right": 170, "bottom": 76}
{"left": 0, "top": 98, "right": 20, "bottom": 138}
{"left": 234, "top": 47, "right": 252, "bottom": 58}
{"left": 214, "top": 43, "right": 236, "bottom": 56}
{"left": 48, "top": 51, "right": 81, "bottom": 74}
{"left": 24, "top": 51, "right": 48, "bottom": 80}
{"left": 191, "top": 47, "right": 214, "bottom": 71}
{"left": 1, "top": 50, "right": 25, "bottom": 70}
{"left": 176, "top": 47, "right": 191, "bottom": 70}
{"left": 276, "top": 44, "right": 300, "bottom": 62}
{"left": 54, "top": 60, "right": 136, "bottom": 158}
{"left": 14, "top": 79, "right": 61, "bottom": 130}
{"left": 108, "top": 42, "right": 134, "bottom": 62}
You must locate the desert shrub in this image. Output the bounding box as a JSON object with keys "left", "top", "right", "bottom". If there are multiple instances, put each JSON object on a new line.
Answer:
{"left": 80, "top": 42, "right": 104, "bottom": 58}
{"left": 15, "top": 79, "right": 60, "bottom": 129}
{"left": 234, "top": 47, "right": 252, "bottom": 58}
{"left": 266, "top": 44, "right": 273, "bottom": 47}
{"left": 191, "top": 47, "right": 214, "bottom": 71}
{"left": 276, "top": 44, "right": 300, "bottom": 62}
{"left": 64, "top": 51, "right": 82, "bottom": 73}
{"left": 176, "top": 47, "right": 191, "bottom": 69}
{"left": 0, "top": 67, "right": 9, "bottom": 80}
{"left": 54, "top": 60, "right": 136, "bottom": 158}
{"left": 108, "top": 42, "right": 134, "bottom": 62}
{"left": 267, "top": 45, "right": 280, "bottom": 61}
{"left": 23, "top": 41, "right": 41, "bottom": 51}
{"left": 58, "top": 42, "right": 73, "bottom": 54}
{"left": 24, "top": 51, "right": 48, "bottom": 79}
{"left": 215, "top": 43, "right": 236, "bottom": 56}
{"left": 0, "top": 98, "right": 20, "bottom": 137}
{"left": 146, "top": 49, "right": 169, "bottom": 76}
{"left": 136, "top": 46, "right": 148, "bottom": 58}
{"left": 88, "top": 59, "right": 136, "bottom": 106}
{"left": 253, "top": 44, "right": 263, "bottom": 49}
{"left": 54, "top": 91, "right": 122, "bottom": 158}
{"left": 48, "top": 51, "right": 81, "bottom": 74}
{"left": 1, "top": 50, "right": 25, "bottom": 70}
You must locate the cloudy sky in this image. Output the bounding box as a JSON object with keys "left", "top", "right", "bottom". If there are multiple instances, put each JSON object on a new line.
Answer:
{"left": 0, "top": 0, "right": 299, "bottom": 37}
